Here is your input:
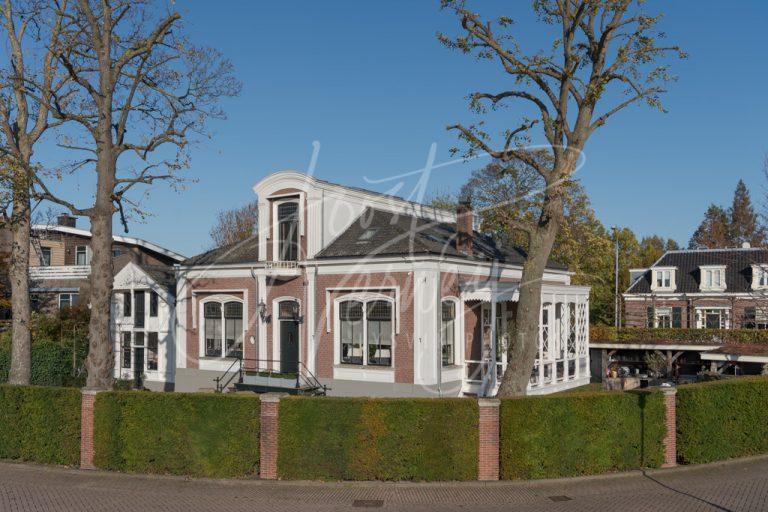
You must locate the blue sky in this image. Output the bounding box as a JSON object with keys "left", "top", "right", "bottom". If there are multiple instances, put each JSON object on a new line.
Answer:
{"left": 30, "top": 1, "right": 768, "bottom": 257}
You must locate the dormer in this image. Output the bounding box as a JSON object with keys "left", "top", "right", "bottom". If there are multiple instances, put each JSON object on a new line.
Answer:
{"left": 699, "top": 265, "right": 726, "bottom": 292}
{"left": 752, "top": 264, "right": 768, "bottom": 290}
{"left": 650, "top": 266, "right": 676, "bottom": 292}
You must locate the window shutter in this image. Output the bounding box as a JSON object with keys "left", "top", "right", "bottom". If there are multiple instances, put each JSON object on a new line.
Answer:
{"left": 672, "top": 307, "right": 682, "bottom": 328}
{"left": 646, "top": 307, "right": 654, "bottom": 328}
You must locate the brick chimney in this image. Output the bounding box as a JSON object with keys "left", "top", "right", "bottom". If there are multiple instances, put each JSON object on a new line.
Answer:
{"left": 57, "top": 214, "right": 77, "bottom": 228}
{"left": 456, "top": 199, "right": 473, "bottom": 255}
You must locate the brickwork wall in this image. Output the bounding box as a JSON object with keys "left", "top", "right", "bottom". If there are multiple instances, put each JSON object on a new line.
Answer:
{"left": 478, "top": 399, "right": 500, "bottom": 481}
{"left": 625, "top": 296, "right": 768, "bottom": 328}
{"left": 80, "top": 390, "right": 100, "bottom": 470}
{"left": 259, "top": 394, "right": 282, "bottom": 479}
{"left": 662, "top": 388, "right": 677, "bottom": 468}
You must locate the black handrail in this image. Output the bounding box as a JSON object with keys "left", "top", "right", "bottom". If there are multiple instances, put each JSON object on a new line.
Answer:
{"left": 213, "top": 356, "right": 328, "bottom": 395}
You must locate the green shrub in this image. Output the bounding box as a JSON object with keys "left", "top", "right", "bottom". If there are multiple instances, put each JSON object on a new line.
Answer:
{"left": 677, "top": 376, "right": 768, "bottom": 464}
{"left": 94, "top": 391, "right": 260, "bottom": 477}
{"left": 591, "top": 326, "right": 768, "bottom": 345}
{"left": 500, "top": 391, "right": 665, "bottom": 479}
{"left": 278, "top": 397, "right": 478, "bottom": 481}
{"left": 0, "top": 385, "right": 81, "bottom": 465}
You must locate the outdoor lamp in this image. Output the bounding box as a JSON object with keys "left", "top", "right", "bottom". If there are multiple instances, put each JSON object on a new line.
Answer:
{"left": 258, "top": 300, "right": 267, "bottom": 322}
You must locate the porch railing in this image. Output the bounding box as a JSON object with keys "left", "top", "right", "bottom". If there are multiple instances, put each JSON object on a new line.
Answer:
{"left": 213, "top": 355, "right": 327, "bottom": 395}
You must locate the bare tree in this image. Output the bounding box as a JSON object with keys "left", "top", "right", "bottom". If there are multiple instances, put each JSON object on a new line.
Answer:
{"left": 440, "top": 0, "right": 684, "bottom": 395}
{"left": 33, "top": 0, "right": 240, "bottom": 389}
{"left": 209, "top": 200, "right": 258, "bottom": 248}
{"left": 0, "top": 0, "right": 70, "bottom": 384}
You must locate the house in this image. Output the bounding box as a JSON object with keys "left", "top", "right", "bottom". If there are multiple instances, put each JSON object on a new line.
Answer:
{"left": 174, "top": 170, "right": 591, "bottom": 396}
{"left": 28, "top": 215, "right": 185, "bottom": 313}
{"left": 591, "top": 246, "right": 768, "bottom": 378}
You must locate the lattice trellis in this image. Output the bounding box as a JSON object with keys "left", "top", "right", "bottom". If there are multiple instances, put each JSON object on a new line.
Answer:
{"left": 577, "top": 301, "right": 588, "bottom": 355}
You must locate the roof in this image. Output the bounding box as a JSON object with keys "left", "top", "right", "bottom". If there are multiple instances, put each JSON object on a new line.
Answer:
{"left": 32, "top": 224, "right": 186, "bottom": 262}
{"left": 708, "top": 344, "right": 768, "bottom": 357}
{"left": 315, "top": 208, "right": 567, "bottom": 269}
{"left": 137, "top": 264, "right": 176, "bottom": 290}
{"left": 181, "top": 235, "right": 259, "bottom": 267}
{"left": 627, "top": 247, "right": 768, "bottom": 294}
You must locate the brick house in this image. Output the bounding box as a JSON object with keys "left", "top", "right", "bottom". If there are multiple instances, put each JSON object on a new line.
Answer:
{"left": 174, "top": 171, "right": 591, "bottom": 396}
{"left": 591, "top": 247, "right": 768, "bottom": 378}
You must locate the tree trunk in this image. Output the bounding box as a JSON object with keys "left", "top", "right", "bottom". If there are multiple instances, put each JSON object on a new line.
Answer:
{"left": 7, "top": 172, "right": 31, "bottom": 385}
{"left": 497, "top": 195, "right": 563, "bottom": 397}
{"left": 84, "top": 148, "right": 116, "bottom": 390}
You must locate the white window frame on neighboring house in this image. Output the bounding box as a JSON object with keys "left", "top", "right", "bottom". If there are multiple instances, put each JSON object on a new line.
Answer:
{"left": 752, "top": 265, "right": 768, "bottom": 290}
{"left": 654, "top": 307, "right": 672, "bottom": 328}
{"left": 75, "top": 245, "right": 90, "bottom": 266}
{"left": 58, "top": 292, "right": 78, "bottom": 309}
{"left": 650, "top": 267, "right": 676, "bottom": 292}
{"left": 199, "top": 294, "right": 245, "bottom": 360}
{"left": 699, "top": 265, "right": 726, "bottom": 292}
{"left": 40, "top": 247, "right": 52, "bottom": 266}
{"left": 695, "top": 306, "right": 730, "bottom": 329}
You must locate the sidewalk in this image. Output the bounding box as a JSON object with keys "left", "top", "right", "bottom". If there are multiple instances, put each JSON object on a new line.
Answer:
{"left": 1, "top": 456, "right": 767, "bottom": 511}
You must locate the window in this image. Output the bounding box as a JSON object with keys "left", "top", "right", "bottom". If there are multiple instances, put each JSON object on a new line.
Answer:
{"left": 655, "top": 307, "right": 672, "bottom": 328}
{"left": 277, "top": 201, "right": 299, "bottom": 261}
{"left": 59, "top": 293, "right": 78, "bottom": 309}
{"left": 649, "top": 306, "right": 683, "bottom": 328}
{"left": 441, "top": 301, "right": 456, "bottom": 366}
{"left": 134, "top": 291, "right": 145, "bottom": 328}
{"left": 752, "top": 265, "right": 768, "bottom": 290}
{"left": 339, "top": 298, "right": 393, "bottom": 367}
{"left": 123, "top": 292, "right": 132, "bottom": 317}
{"left": 134, "top": 331, "right": 144, "bottom": 346}
{"left": 744, "top": 307, "right": 768, "bottom": 329}
{"left": 700, "top": 266, "right": 726, "bottom": 291}
{"left": 652, "top": 268, "right": 674, "bottom": 290}
{"left": 203, "top": 299, "right": 244, "bottom": 358}
{"left": 40, "top": 247, "right": 52, "bottom": 266}
{"left": 75, "top": 245, "right": 88, "bottom": 265}
{"left": 121, "top": 332, "right": 131, "bottom": 369}
{"left": 147, "top": 332, "right": 158, "bottom": 370}
{"left": 696, "top": 308, "right": 728, "bottom": 329}
{"left": 149, "top": 291, "right": 158, "bottom": 317}
{"left": 112, "top": 248, "right": 122, "bottom": 258}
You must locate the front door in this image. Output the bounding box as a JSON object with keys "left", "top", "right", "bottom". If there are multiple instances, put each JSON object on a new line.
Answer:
{"left": 280, "top": 320, "right": 299, "bottom": 374}
{"left": 133, "top": 347, "right": 144, "bottom": 389}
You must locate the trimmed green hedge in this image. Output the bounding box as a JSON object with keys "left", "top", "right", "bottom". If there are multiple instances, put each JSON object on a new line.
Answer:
{"left": 500, "top": 391, "right": 665, "bottom": 479}
{"left": 278, "top": 397, "right": 478, "bottom": 481}
{"left": 0, "top": 385, "right": 81, "bottom": 465}
{"left": 677, "top": 376, "right": 768, "bottom": 464}
{"left": 94, "top": 391, "right": 260, "bottom": 477}
{"left": 591, "top": 325, "right": 768, "bottom": 344}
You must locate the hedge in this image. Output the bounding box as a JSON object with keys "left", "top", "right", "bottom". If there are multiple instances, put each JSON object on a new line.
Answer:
{"left": 278, "top": 397, "right": 478, "bottom": 481}
{"left": 0, "top": 385, "right": 81, "bottom": 465}
{"left": 677, "top": 376, "right": 768, "bottom": 464}
{"left": 500, "top": 390, "right": 665, "bottom": 479}
{"left": 591, "top": 325, "right": 768, "bottom": 345}
{"left": 93, "top": 391, "right": 260, "bottom": 478}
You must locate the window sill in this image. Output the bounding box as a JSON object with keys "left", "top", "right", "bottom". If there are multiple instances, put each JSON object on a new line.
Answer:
{"left": 335, "top": 364, "right": 394, "bottom": 371}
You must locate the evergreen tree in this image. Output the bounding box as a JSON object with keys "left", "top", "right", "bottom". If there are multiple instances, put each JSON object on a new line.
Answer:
{"left": 729, "top": 179, "right": 766, "bottom": 246}
{"left": 689, "top": 204, "right": 731, "bottom": 249}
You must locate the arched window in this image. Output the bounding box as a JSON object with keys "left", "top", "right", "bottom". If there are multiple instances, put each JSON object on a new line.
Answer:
{"left": 339, "top": 298, "right": 393, "bottom": 367}
{"left": 204, "top": 300, "right": 243, "bottom": 358}
{"left": 441, "top": 300, "right": 456, "bottom": 366}
{"left": 277, "top": 201, "right": 299, "bottom": 261}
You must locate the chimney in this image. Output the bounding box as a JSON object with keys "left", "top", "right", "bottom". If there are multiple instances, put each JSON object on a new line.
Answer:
{"left": 57, "top": 214, "right": 77, "bottom": 228}
{"left": 456, "top": 198, "right": 473, "bottom": 255}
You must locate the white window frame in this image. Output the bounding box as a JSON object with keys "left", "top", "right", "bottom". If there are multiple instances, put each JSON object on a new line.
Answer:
{"left": 654, "top": 306, "right": 672, "bottom": 328}
{"left": 271, "top": 196, "right": 303, "bottom": 261}
{"left": 695, "top": 306, "right": 730, "bottom": 329}
{"left": 58, "top": 292, "right": 78, "bottom": 309}
{"left": 75, "top": 245, "right": 89, "bottom": 266}
{"left": 441, "top": 297, "right": 461, "bottom": 367}
{"left": 198, "top": 294, "right": 245, "bottom": 360}
{"left": 752, "top": 265, "right": 768, "bottom": 290}
{"left": 699, "top": 265, "right": 726, "bottom": 292}
{"left": 40, "top": 246, "right": 52, "bottom": 266}
{"left": 650, "top": 267, "right": 676, "bottom": 292}
{"left": 333, "top": 293, "right": 395, "bottom": 368}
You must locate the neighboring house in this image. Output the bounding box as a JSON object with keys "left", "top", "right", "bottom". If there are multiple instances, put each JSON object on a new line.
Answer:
{"left": 591, "top": 246, "right": 768, "bottom": 378}
{"left": 111, "top": 262, "right": 177, "bottom": 391}
{"left": 27, "top": 215, "right": 185, "bottom": 313}
{"left": 175, "top": 171, "right": 591, "bottom": 397}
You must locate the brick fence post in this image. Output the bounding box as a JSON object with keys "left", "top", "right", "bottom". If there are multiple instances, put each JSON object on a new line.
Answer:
{"left": 662, "top": 387, "right": 677, "bottom": 468}
{"left": 80, "top": 389, "right": 102, "bottom": 470}
{"left": 478, "top": 398, "right": 500, "bottom": 481}
{"left": 260, "top": 393, "right": 285, "bottom": 480}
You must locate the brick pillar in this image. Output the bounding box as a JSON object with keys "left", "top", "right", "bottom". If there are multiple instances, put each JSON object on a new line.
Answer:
{"left": 80, "top": 389, "right": 102, "bottom": 470}
{"left": 260, "top": 393, "right": 284, "bottom": 480}
{"left": 662, "top": 388, "right": 677, "bottom": 468}
{"left": 478, "top": 398, "right": 500, "bottom": 481}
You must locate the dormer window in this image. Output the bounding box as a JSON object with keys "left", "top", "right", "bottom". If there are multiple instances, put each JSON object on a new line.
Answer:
{"left": 699, "top": 265, "right": 726, "bottom": 292}
{"left": 651, "top": 267, "right": 676, "bottom": 292}
{"left": 277, "top": 201, "right": 299, "bottom": 261}
{"left": 752, "top": 265, "right": 768, "bottom": 290}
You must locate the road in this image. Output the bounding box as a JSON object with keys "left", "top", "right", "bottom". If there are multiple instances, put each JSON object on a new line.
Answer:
{"left": 1, "top": 456, "right": 767, "bottom": 511}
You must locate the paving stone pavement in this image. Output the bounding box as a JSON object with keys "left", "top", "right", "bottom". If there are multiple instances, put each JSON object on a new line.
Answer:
{"left": 1, "top": 456, "right": 767, "bottom": 512}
